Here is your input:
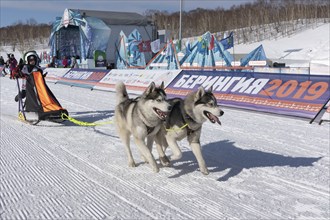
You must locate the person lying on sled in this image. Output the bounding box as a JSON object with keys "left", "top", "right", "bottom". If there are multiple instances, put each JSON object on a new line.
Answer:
{"left": 13, "top": 51, "right": 42, "bottom": 102}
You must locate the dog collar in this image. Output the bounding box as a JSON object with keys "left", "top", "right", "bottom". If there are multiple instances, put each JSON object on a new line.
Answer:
{"left": 183, "top": 114, "right": 201, "bottom": 134}
{"left": 135, "top": 102, "right": 156, "bottom": 134}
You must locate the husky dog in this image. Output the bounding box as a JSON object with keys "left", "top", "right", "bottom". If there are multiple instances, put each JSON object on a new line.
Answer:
{"left": 115, "top": 81, "right": 170, "bottom": 172}
{"left": 155, "top": 86, "right": 224, "bottom": 175}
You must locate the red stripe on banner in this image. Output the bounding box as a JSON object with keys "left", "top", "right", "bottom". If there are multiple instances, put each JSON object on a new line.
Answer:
{"left": 94, "top": 82, "right": 115, "bottom": 88}
{"left": 86, "top": 72, "right": 108, "bottom": 81}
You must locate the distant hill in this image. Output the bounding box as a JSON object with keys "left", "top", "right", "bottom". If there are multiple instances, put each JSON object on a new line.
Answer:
{"left": 234, "top": 22, "right": 329, "bottom": 68}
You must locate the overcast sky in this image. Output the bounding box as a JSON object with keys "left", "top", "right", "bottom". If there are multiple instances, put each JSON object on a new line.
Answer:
{"left": 0, "top": 0, "right": 254, "bottom": 27}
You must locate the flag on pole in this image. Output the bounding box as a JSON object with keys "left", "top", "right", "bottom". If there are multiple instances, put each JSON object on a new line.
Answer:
{"left": 220, "top": 32, "right": 234, "bottom": 50}
{"left": 165, "top": 42, "right": 173, "bottom": 61}
{"left": 150, "top": 39, "right": 160, "bottom": 53}
{"left": 185, "top": 40, "right": 191, "bottom": 55}
{"left": 176, "top": 39, "right": 182, "bottom": 52}
{"left": 138, "top": 40, "right": 151, "bottom": 52}
{"left": 209, "top": 35, "right": 215, "bottom": 50}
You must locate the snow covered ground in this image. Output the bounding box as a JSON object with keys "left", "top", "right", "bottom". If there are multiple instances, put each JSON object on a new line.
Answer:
{"left": 1, "top": 21, "right": 329, "bottom": 219}
{"left": 233, "top": 23, "right": 330, "bottom": 67}
{"left": 1, "top": 76, "right": 329, "bottom": 219}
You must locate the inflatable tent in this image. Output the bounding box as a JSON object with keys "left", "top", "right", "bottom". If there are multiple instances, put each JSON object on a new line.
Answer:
{"left": 180, "top": 31, "right": 233, "bottom": 68}
{"left": 145, "top": 41, "right": 180, "bottom": 70}
{"left": 49, "top": 9, "right": 111, "bottom": 60}
{"left": 115, "top": 31, "right": 129, "bottom": 69}
{"left": 240, "top": 44, "right": 267, "bottom": 67}
{"left": 127, "top": 29, "right": 146, "bottom": 67}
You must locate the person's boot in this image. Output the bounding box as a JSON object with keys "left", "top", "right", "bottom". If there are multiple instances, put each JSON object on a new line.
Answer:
{"left": 15, "top": 90, "right": 26, "bottom": 102}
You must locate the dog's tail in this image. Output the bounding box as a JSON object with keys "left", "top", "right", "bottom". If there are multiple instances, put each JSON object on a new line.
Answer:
{"left": 115, "top": 81, "right": 129, "bottom": 104}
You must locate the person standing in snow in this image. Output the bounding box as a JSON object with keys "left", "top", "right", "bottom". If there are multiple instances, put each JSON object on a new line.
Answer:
{"left": 0, "top": 56, "right": 4, "bottom": 65}
{"left": 9, "top": 54, "right": 18, "bottom": 78}
{"left": 62, "top": 56, "right": 68, "bottom": 68}
{"left": 71, "top": 56, "right": 79, "bottom": 68}
{"left": 18, "top": 58, "right": 24, "bottom": 69}
{"left": 0, "top": 56, "right": 5, "bottom": 76}
{"left": 48, "top": 56, "right": 57, "bottom": 68}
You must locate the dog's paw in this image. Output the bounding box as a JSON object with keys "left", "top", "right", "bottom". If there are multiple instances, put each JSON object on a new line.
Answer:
{"left": 170, "top": 153, "right": 182, "bottom": 161}
{"left": 153, "top": 166, "right": 160, "bottom": 173}
{"left": 160, "top": 156, "right": 171, "bottom": 167}
{"left": 128, "top": 161, "right": 136, "bottom": 167}
{"left": 200, "top": 167, "right": 209, "bottom": 175}
{"left": 140, "top": 156, "right": 148, "bottom": 164}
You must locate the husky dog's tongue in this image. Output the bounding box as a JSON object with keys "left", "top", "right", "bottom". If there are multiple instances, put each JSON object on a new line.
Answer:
{"left": 205, "top": 111, "right": 221, "bottom": 125}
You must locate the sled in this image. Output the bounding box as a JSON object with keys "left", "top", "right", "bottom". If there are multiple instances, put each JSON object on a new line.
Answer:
{"left": 16, "top": 70, "right": 68, "bottom": 125}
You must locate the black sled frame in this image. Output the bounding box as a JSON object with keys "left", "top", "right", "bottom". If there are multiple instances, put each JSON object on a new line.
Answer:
{"left": 16, "top": 78, "right": 40, "bottom": 125}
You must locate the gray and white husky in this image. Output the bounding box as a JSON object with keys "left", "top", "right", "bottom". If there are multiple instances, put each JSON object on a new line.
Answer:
{"left": 115, "top": 81, "right": 170, "bottom": 172}
{"left": 154, "top": 86, "right": 224, "bottom": 175}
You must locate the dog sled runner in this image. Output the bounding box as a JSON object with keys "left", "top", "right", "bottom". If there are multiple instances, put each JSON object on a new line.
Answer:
{"left": 16, "top": 70, "right": 68, "bottom": 125}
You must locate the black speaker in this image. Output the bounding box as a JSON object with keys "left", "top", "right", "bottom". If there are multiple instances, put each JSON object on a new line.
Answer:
{"left": 273, "top": 62, "right": 285, "bottom": 67}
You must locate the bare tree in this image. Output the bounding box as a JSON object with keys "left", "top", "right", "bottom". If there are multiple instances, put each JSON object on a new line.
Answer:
{"left": 0, "top": 1, "right": 329, "bottom": 48}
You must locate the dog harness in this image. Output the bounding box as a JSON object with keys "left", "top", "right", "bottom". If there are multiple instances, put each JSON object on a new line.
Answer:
{"left": 183, "top": 113, "right": 201, "bottom": 135}
{"left": 145, "top": 125, "right": 155, "bottom": 134}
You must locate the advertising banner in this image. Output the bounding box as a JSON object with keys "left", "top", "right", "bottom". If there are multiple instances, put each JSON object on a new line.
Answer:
{"left": 44, "top": 68, "right": 70, "bottom": 82}
{"left": 94, "top": 50, "right": 106, "bottom": 67}
{"left": 95, "top": 69, "right": 182, "bottom": 94}
{"left": 59, "top": 69, "right": 109, "bottom": 88}
{"left": 166, "top": 70, "right": 330, "bottom": 119}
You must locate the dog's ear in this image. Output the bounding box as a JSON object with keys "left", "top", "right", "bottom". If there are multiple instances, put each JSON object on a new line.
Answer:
{"left": 207, "top": 86, "right": 213, "bottom": 93}
{"left": 159, "top": 81, "right": 165, "bottom": 90}
{"left": 145, "top": 81, "right": 156, "bottom": 95}
{"left": 195, "top": 86, "right": 205, "bottom": 100}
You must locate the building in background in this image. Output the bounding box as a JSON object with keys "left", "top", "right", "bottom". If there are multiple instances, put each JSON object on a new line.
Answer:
{"left": 49, "top": 9, "right": 157, "bottom": 68}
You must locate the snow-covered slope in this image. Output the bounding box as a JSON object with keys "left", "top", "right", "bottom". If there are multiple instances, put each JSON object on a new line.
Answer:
{"left": 1, "top": 77, "right": 329, "bottom": 219}
{"left": 234, "top": 23, "right": 330, "bottom": 66}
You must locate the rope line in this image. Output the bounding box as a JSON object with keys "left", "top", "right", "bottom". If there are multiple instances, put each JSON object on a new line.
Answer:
{"left": 165, "top": 123, "right": 188, "bottom": 132}
{"left": 61, "top": 113, "right": 113, "bottom": 126}
{"left": 61, "top": 112, "right": 186, "bottom": 130}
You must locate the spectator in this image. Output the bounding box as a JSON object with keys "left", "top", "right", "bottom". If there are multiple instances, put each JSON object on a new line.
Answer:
{"left": 48, "top": 56, "right": 57, "bottom": 68}
{"left": 62, "top": 56, "right": 68, "bottom": 68}
{"left": 67, "top": 57, "right": 72, "bottom": 67}
{"left": 71, "top": 56, "right": 79, "bottom": 68}
{"left": 5, "top": 54, "right": 10, "bottom": 65}
{"left": 9, "top": 54, "right": 18, "bottom": 78}
{"left": 18, "top": 58, "right": 24, "bottom": 69}
{"left": 0, "top": 56, "right": 4, "bottom": 65}
{"left": 0, "top": 56, "right": 5, "bottom": 76}
{"left": 2, "top": 54, "right": 11, "bottom": 76}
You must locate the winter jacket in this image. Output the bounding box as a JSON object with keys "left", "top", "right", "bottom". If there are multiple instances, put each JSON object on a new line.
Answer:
{"left": 9, "top": 57, "right": 17, "bottom": 71}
